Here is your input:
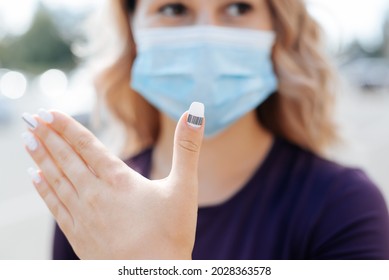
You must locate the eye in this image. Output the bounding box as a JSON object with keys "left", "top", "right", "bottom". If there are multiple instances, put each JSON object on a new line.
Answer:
{"left": 158, "top": 3, "right": 188, "bottom": 17}
{"left": 226, "top": 2, "right": 253, "bottom": 17}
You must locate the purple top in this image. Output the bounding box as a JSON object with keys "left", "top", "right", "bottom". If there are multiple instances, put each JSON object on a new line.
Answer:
{"left": 53, "top": 137, "right": 389, "bottom": 259}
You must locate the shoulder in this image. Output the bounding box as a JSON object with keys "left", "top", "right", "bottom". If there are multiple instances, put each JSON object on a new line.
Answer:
{"left": 272, "top": 138, "right": 389, "bottom": 259}
{"left": 273, "top": 137, "right": 383, "bottom": 197}
{"left": 310, "top": 166, "right": 389, "bottom": 259}
{"left": 278, "top": 137, "right": 388, "bottom": 226}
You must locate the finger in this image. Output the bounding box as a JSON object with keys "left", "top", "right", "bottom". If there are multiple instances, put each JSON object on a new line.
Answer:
{"left": 23, "top": 113, "right": 98, "bottom": 192}
{"left": 37, "top": 109, "right": 130, "bottom": 182}
{"left": 170, "top": 102, "right": 205, "bottom": 182}
{"left": 28, "top": 168, "right": 74, "bottom": 236}
{"left": 22, "top": 131, "right": 79, "bottom": 212}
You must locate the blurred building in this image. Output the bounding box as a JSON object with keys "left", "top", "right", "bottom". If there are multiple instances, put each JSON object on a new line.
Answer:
{"left": 340, "top": 14, "right": 389, "bottom": 90}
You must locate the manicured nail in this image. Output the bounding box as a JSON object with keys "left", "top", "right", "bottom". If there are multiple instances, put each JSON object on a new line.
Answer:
{"left": 22, "top": 113, "right": 38, "bottom": 130}
{"left": 22, "top": 132, "right": 38, "bottom": 151}
{"left": 187, "top": 102, "right": 204, "bottom": 128}
{"left": 38, "top": 108, "right": 54, "bottom": 123}
{"left": 27, "top": 167, "right": 41, "bottom": 184}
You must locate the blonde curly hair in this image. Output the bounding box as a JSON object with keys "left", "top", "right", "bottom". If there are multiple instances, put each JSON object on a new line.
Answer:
{"left": 93, "top": 0, "right": 338, "bottom": 157}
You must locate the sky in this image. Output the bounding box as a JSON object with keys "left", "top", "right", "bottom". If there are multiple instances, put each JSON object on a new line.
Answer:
{"left": 0, "top": 0, "right": 388, "bottom": 50}
{"left": 308, "top": 0, "right": 389, "bottom": 50}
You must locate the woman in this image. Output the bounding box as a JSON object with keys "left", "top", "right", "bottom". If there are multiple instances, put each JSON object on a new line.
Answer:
{"left": 22, "top": 0, "right": 389, "bottom": 259}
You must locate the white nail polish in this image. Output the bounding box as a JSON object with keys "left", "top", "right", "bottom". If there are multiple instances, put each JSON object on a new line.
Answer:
{"left": 38, "top": 108, "right": 54, "bottom": 123}
{"left": 28, "top": 167, "right": 41, "bottom": 184}
{"left": 22, "top": 113, "right": 38, "bottom": 130}
{"left": 22, "top": 132, "right": 38, "bottom": 151}
{"left": 187, "top": 102, "right": 205, "bottom": 128}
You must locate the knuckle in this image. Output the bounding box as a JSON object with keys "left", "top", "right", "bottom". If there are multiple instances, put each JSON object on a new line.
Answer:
{"left": 37, "top": 124, "right": 50, "bottom": 141}
{"left": 57, "top": 147, "right": 71, "bottom": 163}
{"left": 177, "top": 139, "right": 199, "bottom": 153}
{"left": 50, "top": 201, "right": 60, "bottom": 218}
{"left": 59, "top": 117, "right": 72, "bottom": 135}
{"left": 52, "top": 174, "right": 66, "bottom": 191}
{"left": 110, "top": 169, "right": 128, "bottom": 187}
{"left": 56, "top": 183, "right": 73, "bottom": 202}
{"left": 33, "top": 149, "right": 47, "bottom": 166}
{"left": 36, "top": 183, "right": 50, "bottom": 200}
{"left": 76, "top": 135, "right": 93, "bottom": 152}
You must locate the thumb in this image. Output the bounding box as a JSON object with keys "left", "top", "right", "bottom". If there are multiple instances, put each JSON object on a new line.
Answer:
{"left": 170, "top": 102, "right": 205, "bottom": 182}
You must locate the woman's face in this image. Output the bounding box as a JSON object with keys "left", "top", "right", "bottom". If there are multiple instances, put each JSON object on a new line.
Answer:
{"left": 132, "top": 0, "right": 273, "bottom": 30}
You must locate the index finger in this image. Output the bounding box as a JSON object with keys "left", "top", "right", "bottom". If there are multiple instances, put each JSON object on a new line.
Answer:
{"left": 38, "top": 109, "right": 130, "bottom": 182}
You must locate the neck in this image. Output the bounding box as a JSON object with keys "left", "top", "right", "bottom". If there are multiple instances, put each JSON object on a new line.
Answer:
{"left": 151, "top": 111, "right": 273, "bottom": 206}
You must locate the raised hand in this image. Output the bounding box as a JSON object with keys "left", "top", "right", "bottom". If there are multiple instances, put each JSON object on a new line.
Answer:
{"left": 22, "top": 103, "right": 205, "bottom": 259}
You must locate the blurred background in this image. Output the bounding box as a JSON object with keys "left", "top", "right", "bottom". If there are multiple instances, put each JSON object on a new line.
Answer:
{"left": 0, "top": 0, "right": 389, "bottom": 259}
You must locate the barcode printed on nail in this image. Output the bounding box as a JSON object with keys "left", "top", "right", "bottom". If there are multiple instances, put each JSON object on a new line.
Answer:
{"left": 188, "top": 114, "right": 203, "bottom": 126}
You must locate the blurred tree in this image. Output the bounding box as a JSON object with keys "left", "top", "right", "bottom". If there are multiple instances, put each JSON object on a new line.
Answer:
{"left": 382, "top": 13, "right": 389, "bottom": 58}
{"left": 367, "top": 12, "right": 389, "bottom": 58}
{"left": 0, "top": 4, "right": 76, "bottom": 74}
{"left": 340, "top": 13, "right": 389, "bottom": 63}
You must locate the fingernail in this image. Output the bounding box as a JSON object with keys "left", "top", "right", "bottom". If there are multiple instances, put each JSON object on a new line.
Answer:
{"left": 22, "top": 113, "right": 38, "bottom": 130}
{"left": 22, "top": 132, "right": 38, "bottom": 151}
{"left": 187, "top": 102, "right": 204, "bottom": 128}
{"left": 38, "top": 108, "right": 54, "bottom": 123}
{"left": 27, "top": 167, "right": 41, "bottom": 184}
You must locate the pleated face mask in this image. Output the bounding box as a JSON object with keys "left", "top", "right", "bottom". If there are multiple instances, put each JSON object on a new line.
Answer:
{"left": 131, "top": 26, "right": 278, "bottom": 137}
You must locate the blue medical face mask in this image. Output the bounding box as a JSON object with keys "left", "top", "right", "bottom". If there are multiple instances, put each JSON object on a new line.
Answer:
{"left": 131, "top": 26, "right": 278, "bottom": 137}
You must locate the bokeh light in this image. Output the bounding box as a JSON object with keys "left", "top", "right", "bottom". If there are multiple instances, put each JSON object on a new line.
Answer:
{"left": 39, "top": 69, "right": 68, "bottom": 98}
{"left": 0, "top": 71, "right": 28, "bottom": 100}
{"left": 0, "top": 0, "right": 37, "bottom": 36}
